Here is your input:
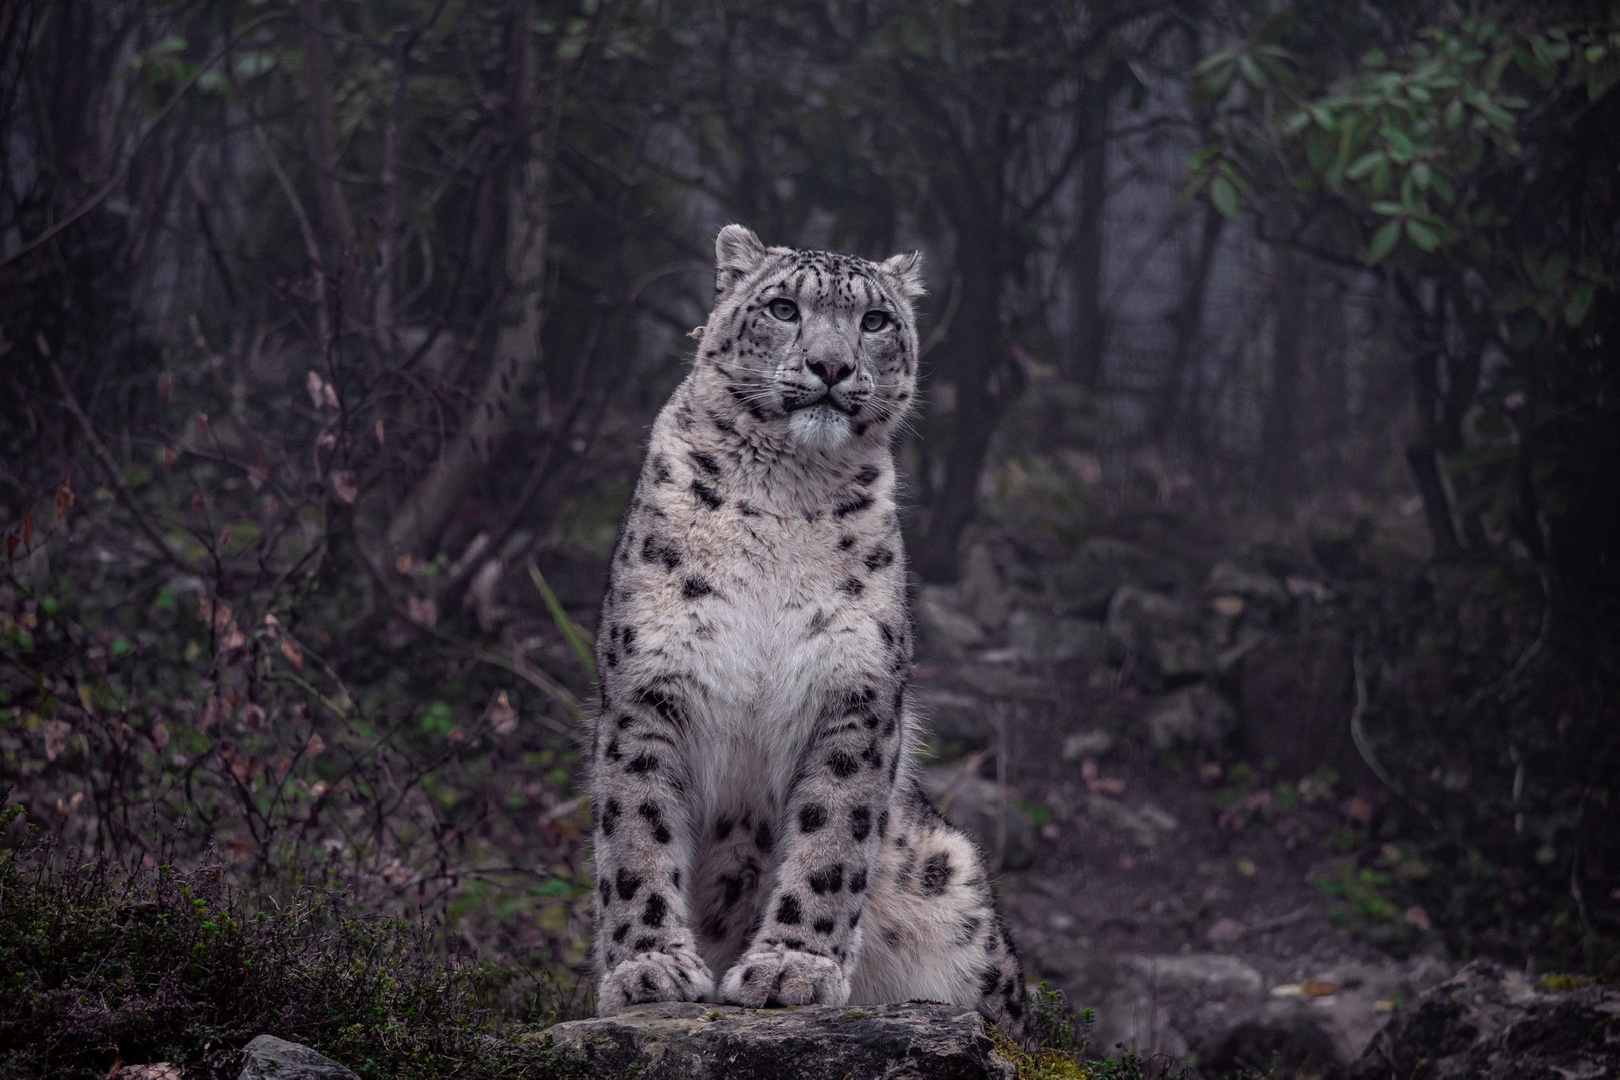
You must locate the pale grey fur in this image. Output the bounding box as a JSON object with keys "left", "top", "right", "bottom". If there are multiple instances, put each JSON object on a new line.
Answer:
{"left": 588, "top": 225, "right": 1029, "bottom": 1038}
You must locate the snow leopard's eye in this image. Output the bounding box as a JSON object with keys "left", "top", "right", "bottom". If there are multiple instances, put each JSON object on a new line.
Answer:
{"left": 767, "top": 298, "right": 799, "bottom": 322}
{"left": 861, "top": 310, "right": 890, "bottom": 333}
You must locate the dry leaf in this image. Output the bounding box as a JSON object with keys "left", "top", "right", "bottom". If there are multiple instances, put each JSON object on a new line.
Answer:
{"left": 56, "top": 791, "right": 84, "bottom": 816}
{"left": 1300, "top": 979, "right": 1340, "bottom": 998}
{"left": 199, "top": 696, "right": 227, "bottom": 732}
{"left": 304, "top": 733, "right": 326, "bottom": 758}
{"left": 1404, "top": 906, "right": 1431, "bottom": 931}
{"left": 407, "top": 596, "right": 437, "bottom": 628}
{"left": 488, "top": 690, "right": 518, "bottom": 735}
{"left": 395, "top": 553, "right": 413, "bottom": 575}
{"left": 226, "top": 833, "right": 256, "bottom": 862}
{"left": 242, "top": 703, "right": 266, "bottom": 729}
{"left": 151, "top": 721, "right": 169, "bottom": 748}
{"left": 1343, "top": 795, "right": 1375, "bottom": 824}
{"left": 220, "top": 621, "right": 246, "bottom": 651}
{"left": 195, "top": 411, "right": 208, "bottom": 433}
{"left": 375, "top": 418, "right": 386, "bottom": 445}
{"left": 20, "top": 511, "right": 34, "bottom": 548}
{"left": 279, "top": 639, "right": 304, "bottom": 670}
{"left": 331, "top": 471, "right": 358, "bottom": 504}
{"left": 43, "top": 719, "right": 72, "bottom": 761}
{"left": 1088, "top": 777, "right": 1127, "bottom": 796}
{"left": 1206, "top": 918, "right": 1246, "bottom": 944}
{"left": 306, "top": 370, "right": 327, "bottom": 409}
{"left": 55, "top": 483, "right": 74, "bottom": 520}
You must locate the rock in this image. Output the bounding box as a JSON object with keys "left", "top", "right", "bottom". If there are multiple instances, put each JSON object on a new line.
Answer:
{"left": 1105, "top": 586, "right": 1208, "bottom": 678}
{"left": 1007, "top": 609, "right": 1116, "bottom": 669}
{"left": 1206, "top": 561, "right": 1289, "bottom": 605}
{"left": 922, "top": 766, "right": 1038, "bottom": 870}
{"left": 916, "top": 688, "right": 994, "bottom": 755}
{"left": 956, "top": 665, "right": 1054, "bottom": 701}
{"left": 1123, "top": 954, "right": 1266, "bottom": 999}
{"left": 960, "top": 544, "right": 1012, "bottom": 632}
{"left": 1084, "top": 796, "right": 1178, "bottom": 847}
{"left": 1060, "top": 729, "right": 1115, "bottom": 761}
{"left": 1032, "top": 942, "right": 1188, "bottom": 1059}
{"left": 1199, "top": 1011, "right": 1344, "bottom": 1080}
{"left": 237, "top": 1035, "right": 358, "bottom": 1080}
{"left": 543, "top": 1001, "right": 1016, "bottom": 1080}
{"left": 1348, "top": 960, "right": 1620, "bottom": 1080}
{"left": 1044, "top": 538, "right": 1182, "bottom": 618}
{"left": 1237, "top": 630, "right": 1362, "bottom": 779}
{"left": 1142, "top": 684, "right": 1235, "bottom": 752}
{"left": 918, "top": 585, "right": 986, "bottom": 655}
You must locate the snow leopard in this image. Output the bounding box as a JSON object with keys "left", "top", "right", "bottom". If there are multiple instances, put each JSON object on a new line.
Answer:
{"left": 587, "top": 224, "right": 1029, "bottom": 1038}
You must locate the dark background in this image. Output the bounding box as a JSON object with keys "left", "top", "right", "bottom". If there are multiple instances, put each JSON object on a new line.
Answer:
{"left": 1, "top": 0, "right": 1617, "bottom": 1060}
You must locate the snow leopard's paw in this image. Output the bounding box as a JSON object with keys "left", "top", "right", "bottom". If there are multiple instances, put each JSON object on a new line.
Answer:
{"left": 719, "top": 945, "right": 850, "bottom": 1007}
{"left": 598, "top": 945, "right": 715, "bottom": 1014}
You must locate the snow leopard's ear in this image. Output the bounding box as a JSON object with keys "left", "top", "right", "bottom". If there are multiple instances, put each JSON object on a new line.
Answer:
{"left": 715, "top": 224, "right": 768, "bottom": 299}
{"left": 879, "top": 250, "right": 926, "bottom": 301}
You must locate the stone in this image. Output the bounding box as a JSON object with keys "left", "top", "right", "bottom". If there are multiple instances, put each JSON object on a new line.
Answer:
{"left": 236, "top": 1035, "right": 358, "bottom": 1080}
{"left": 543, "top": 1001, "right": 1016, "bottom": 1080}
{"left": 1347, "top": 960, "right": 1620, "bottom": 1080}
{"left": 1084, "top": 796, "right": 1177, "bottom": 848}
{"left": 1060, "top": 729, "right": 1115, "bottom": 761}
{"left": 1007, "top": 609, "right": 1116, "bottom": 669}
{"left": 916, "top": 688, "right": 994, "bottom": 755}
{"left": 1206, "top": 561, "right": 1289, "bottom": 605}
{"left": 918, "top": 585, "right": 986, "bottom": 655}
{"left": 956, "top": 665, "right": 1054, "bottom": 701}
{"left": 1199, "top": 1011, "right": 1344, "bottom": 1080}
{"left": 1032, "top": 942, "right": 1188, "bottom": 1059}
{"left": 1105, "top": 587, "right": 1208, "bottom": 678}
{"left": 1123, "top": 954, "right": 1266, "bottom": 1000}
{"left": 1237, "top": 630, "right": 1362, "bottom": 779}
{"left": 1142, "top": 684, "right": 1235, "bottom": 751}
{"left": 1044, "top": 538, "right": 1182, "bottom": 618}
{"left": 960, "top": 543, "right": 1012, "bottom": 632}
{"left": 922, "top": 766, "right": 1038, "bottom": 870}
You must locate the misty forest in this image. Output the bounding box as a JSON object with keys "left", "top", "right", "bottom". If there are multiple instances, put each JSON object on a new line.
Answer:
{"left": 1, "top": 0, "right": 1617, "bottom": 1077}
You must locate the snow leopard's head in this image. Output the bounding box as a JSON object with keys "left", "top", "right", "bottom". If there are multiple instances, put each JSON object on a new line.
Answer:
{"left": 695, "top": 224, "right": 924, "bottom": 454}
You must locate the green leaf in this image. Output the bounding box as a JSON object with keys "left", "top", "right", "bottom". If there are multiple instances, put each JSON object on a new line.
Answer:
{"left": 1565, "top": 283, "right": 1595, "bottom": 326}
{"left": 1210, "top": 174, "right": 1241, "bottom": 218}
{"left": 1539, "top": 252, "right": 1568, "bottom": 289}
{"left": 1406, "top": 218, "right": 1441, "bottom": 252}
{"left": 1345, "top": 150, "right": 1387, "bottom": 180}
{"left": 529, "top": 561, "right": 597, "bottom": 685}
{"left": 1367, "top": 218, "right": 1402, "bottom": 264}
{"left": 1238, "top": 53, "right": 1266, "bottom": 87}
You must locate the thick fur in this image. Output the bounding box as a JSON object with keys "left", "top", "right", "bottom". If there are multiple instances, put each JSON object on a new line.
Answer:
{"left": 588, "top": 226, "right": 1028, "bottom": 1038}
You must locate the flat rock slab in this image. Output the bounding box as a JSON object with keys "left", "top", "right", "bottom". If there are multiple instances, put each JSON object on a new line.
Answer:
{"left": 237, "top": 1035, "right": 358, "bottom": 1080}
{"left": 543, "top": 1001, "right": 1015, "bottom": 1080}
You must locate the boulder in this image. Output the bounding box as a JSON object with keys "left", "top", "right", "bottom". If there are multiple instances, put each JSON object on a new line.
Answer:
{"left": 236, "top": 1035, "right": 358, "bottom": 1080}
{"left": 918, "top": 585, "right": 987, "bottom": 655}
{"left": 1106, "top": 587, "right": 1208, "bottom": 678}
{"left": 1044, "top": 538, "right": 1182, "bottom": 619}
{"left": 1060, "top": 728, "right": 1115, "bottom": 761}
{"left": 959, "top": 544, "right": 1012, "bottom": 632}
{"left": 922, "top": 766, "right": 1038, "bottom": 871}
{"left": 1237, "top": 630, "right": 1361, "bottom": 779}
{"left": 1205, "top": 561, "right": 1289, "bottom": 606}
{"left": 1142, "top": 684, "right": 1235, "bottom": 752}
{"left": 1123, "top": 954, "right": 1265, "bottom": 1000}
{"left": 1348, "top": 960, "right": 1620, "bottom": 1080}
{"left": 1007, "top": 609, "right": 1116, "bottom": 669}
{"left": 915, "top": 688, "right": 994, "bottom": 755}
{"left": 543, "top": 1001, "right": 1016, "bottom": 1080}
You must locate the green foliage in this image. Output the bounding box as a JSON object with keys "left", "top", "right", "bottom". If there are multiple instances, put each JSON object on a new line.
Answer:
{"left": 996, "top": 984, "right": 1180, "bottom": 1080}
{"left": 0, "top": 828, "right": 588, "bottom": 1080}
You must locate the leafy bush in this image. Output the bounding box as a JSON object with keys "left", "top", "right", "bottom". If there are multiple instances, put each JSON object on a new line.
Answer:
{"left": 0, "top": 813, "right": 587, "bottom": 1080}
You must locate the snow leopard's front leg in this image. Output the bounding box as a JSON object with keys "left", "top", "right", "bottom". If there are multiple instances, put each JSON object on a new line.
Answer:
{"left": 591, "top": 678, "right": 714, "bottom": 1013}
{"left": 719, "top": 680, "right": 904, "bottom": 1007}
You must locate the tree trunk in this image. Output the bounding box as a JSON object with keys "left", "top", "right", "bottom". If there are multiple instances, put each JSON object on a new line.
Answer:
{"left": 1147, "top": 201, "right": 1223, "bottom": 446}
{"left": 1067, "top": 85, "right": 1109, "bottom": 390}
{"left": 912, "top": 217, "right": 1010, "bottom": 583}
{"left": 1258, "top": 248, "right": 1307, "bottom": 513}
{"left": 382, "top": 1, "right": 549, "bottom": 562}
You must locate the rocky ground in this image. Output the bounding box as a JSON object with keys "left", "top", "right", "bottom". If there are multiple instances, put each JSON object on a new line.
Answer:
{"left": 910, "top": 524, "right": 1458, "bottom": 1076}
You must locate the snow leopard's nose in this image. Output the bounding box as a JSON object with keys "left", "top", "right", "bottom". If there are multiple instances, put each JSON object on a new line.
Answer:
{"left": 808, "top": 359, "right": 851, "bottom": 387}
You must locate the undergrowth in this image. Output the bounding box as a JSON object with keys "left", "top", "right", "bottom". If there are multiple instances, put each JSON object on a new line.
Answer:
{"left": 995, "top": 983, "right": 1184, "bottom": 1080}
{"left": 0, "top": 808, "right": 589, "bottom": 1080}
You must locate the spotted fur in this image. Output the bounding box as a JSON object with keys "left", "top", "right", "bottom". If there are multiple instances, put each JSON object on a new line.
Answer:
{"left": 589, "top": 225, "right": 1028, "bottom": 1039}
